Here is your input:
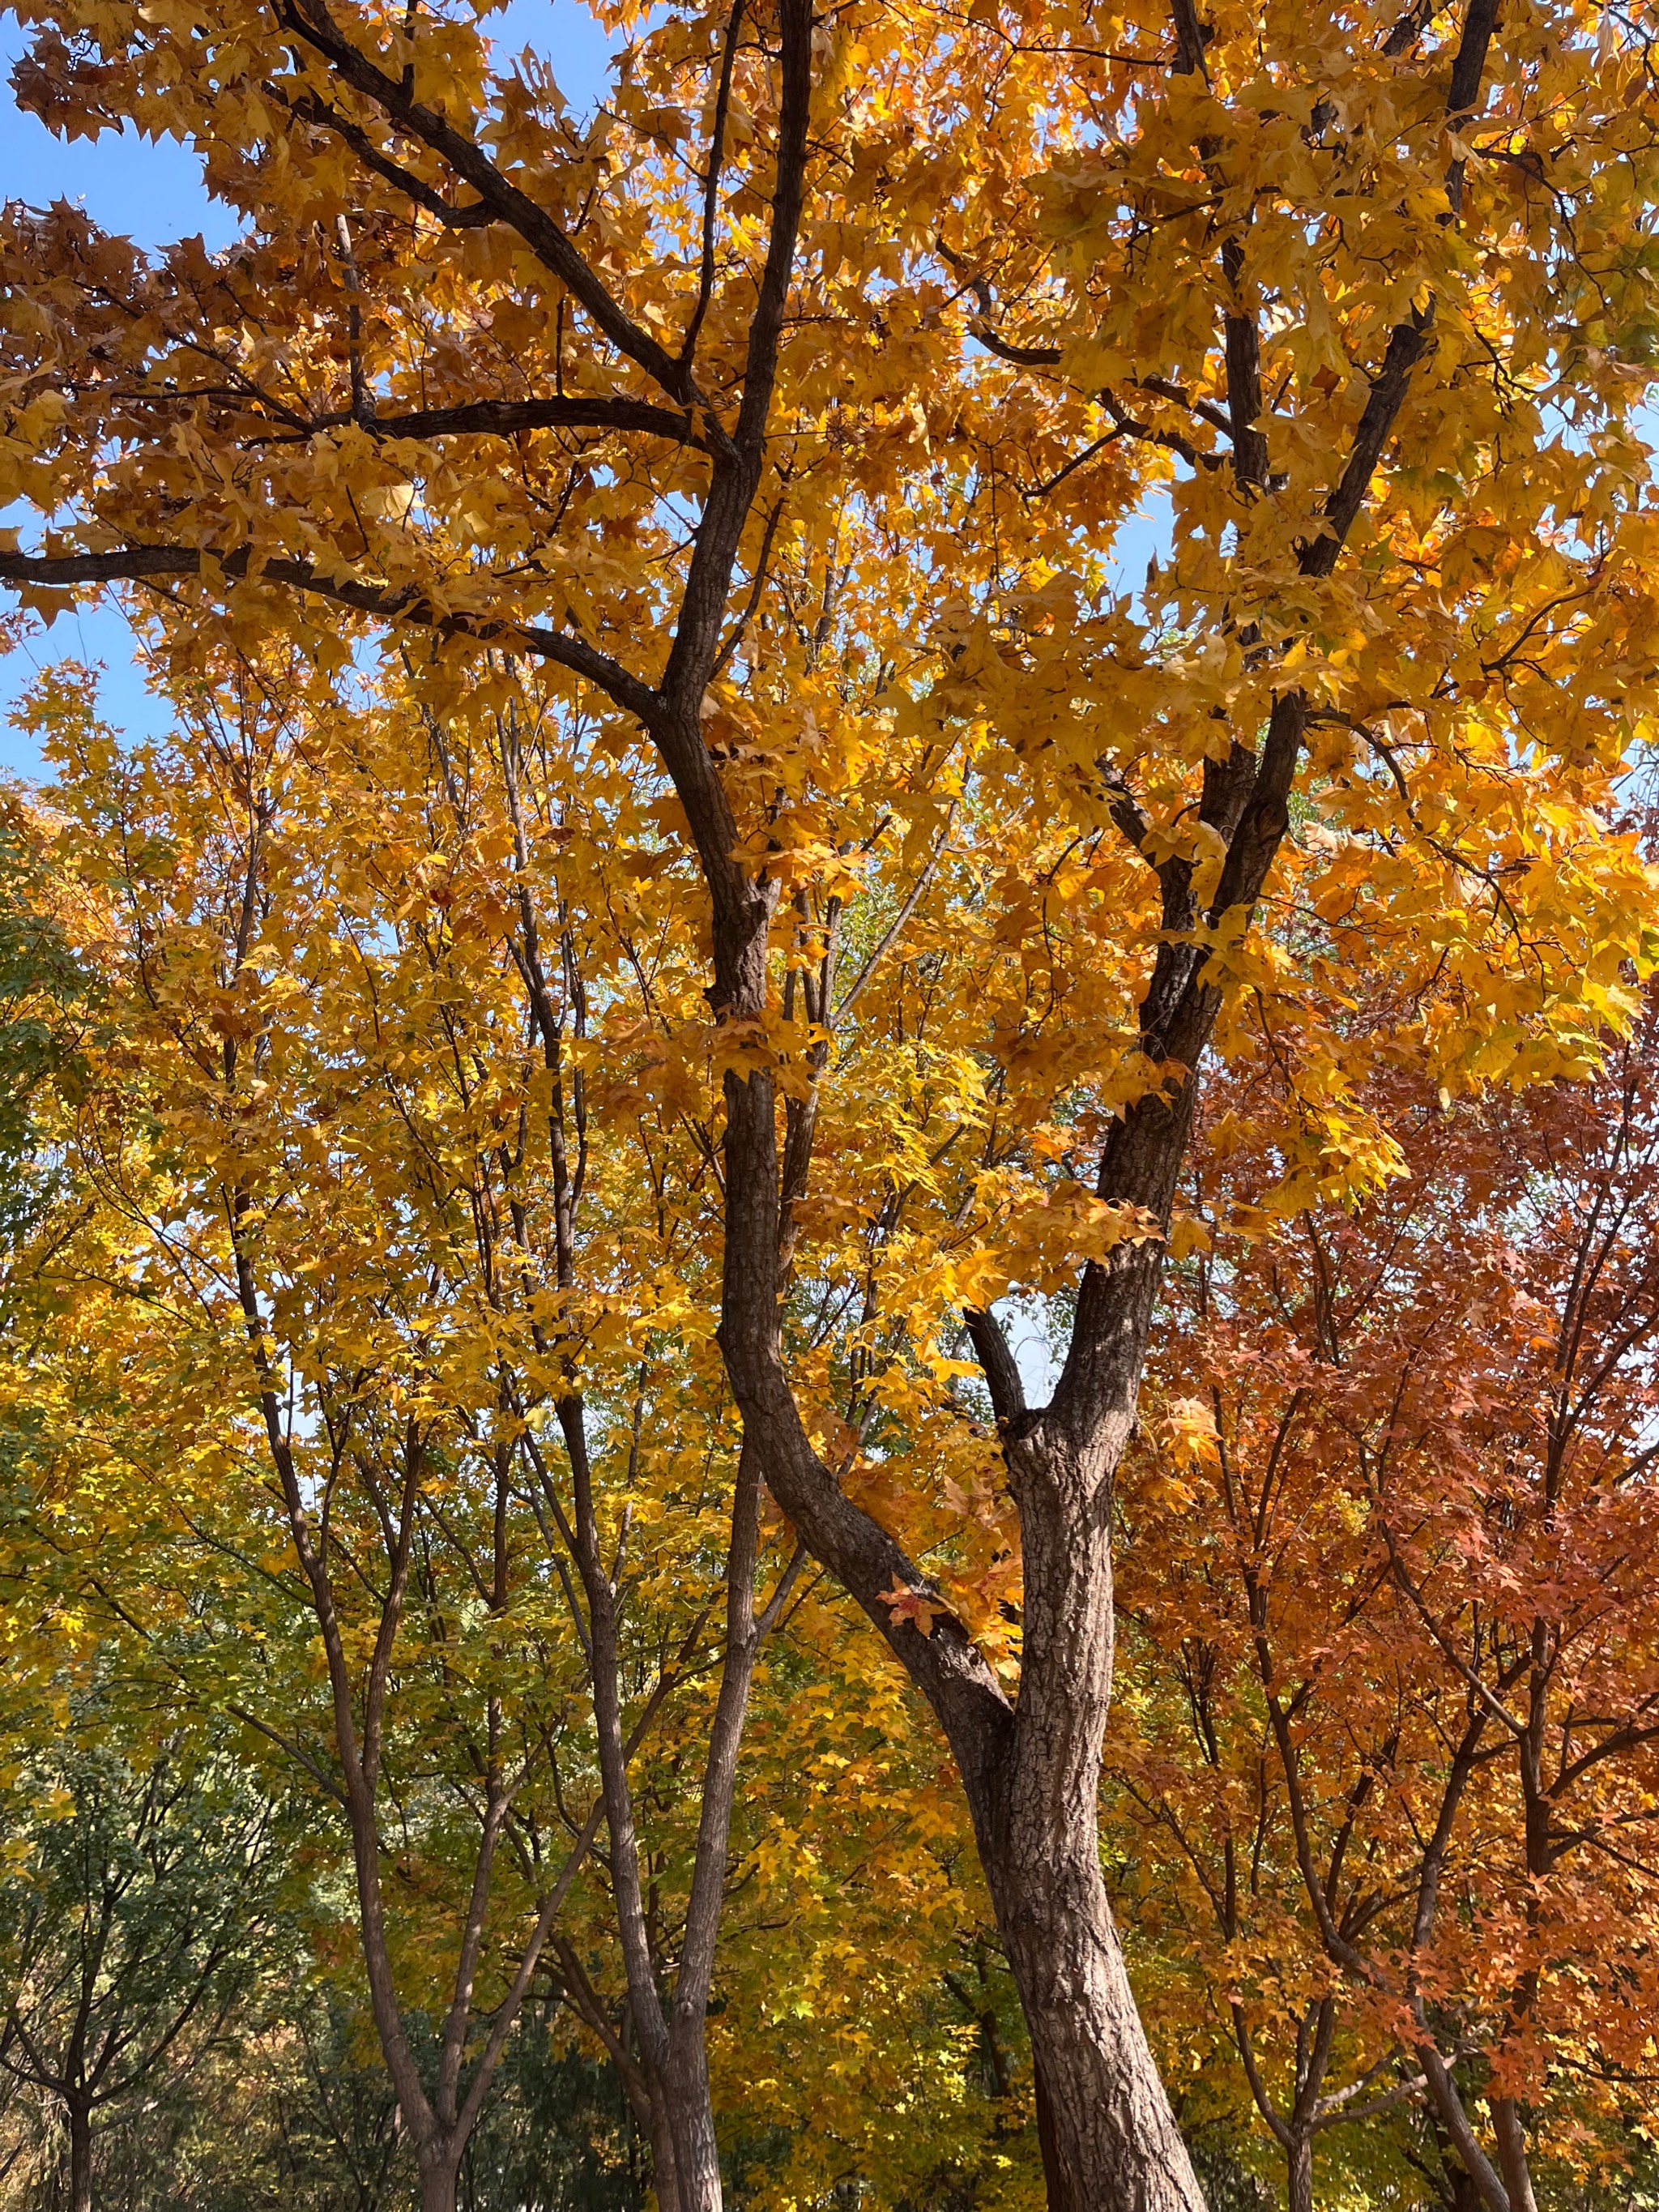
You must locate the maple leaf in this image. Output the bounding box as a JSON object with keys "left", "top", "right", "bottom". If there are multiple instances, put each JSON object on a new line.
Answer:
{"left": 878, "top": 1582, "right": 946, "bottom": 1638}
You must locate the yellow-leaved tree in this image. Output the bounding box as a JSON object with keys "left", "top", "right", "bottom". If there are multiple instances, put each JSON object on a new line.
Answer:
{"left": 2, "top": 638, "right": 1041, "bottom": 2212}
{"left": 0, "top": 643, "right": 900, "bottom": 2211}
{"left": 4, "top": 0, "right": 1659, "bottom": 2206}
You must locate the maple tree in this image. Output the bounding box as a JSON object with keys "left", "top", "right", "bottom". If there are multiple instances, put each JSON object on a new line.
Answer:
{"left": 0, "top": 643, "right": 1045, "bottom": 2212}
{"left": 1111, "top": 975, "right": 1659, "bottom": 2212}
{"left": 3, "top": 0, "right": 1659, "bottom": 2205}
{"left": 0, "top": 646, "right": 817, "bottom": 2212}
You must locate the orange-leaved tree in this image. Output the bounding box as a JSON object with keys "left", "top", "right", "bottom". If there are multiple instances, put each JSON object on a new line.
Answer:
{"left": 1113, "top": 973, "right": 1659, "bottom": 2212}
{"left": 3, "top": 0, "right": 1659, "bottom": 2203}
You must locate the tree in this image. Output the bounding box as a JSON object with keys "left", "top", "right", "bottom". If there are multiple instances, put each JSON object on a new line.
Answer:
{"left": 4, "top": 644, "right": 821, "bottom": 2212}
{"left": 0, "top": 1727, "right": 284, "bottom": 2212}
{"left": 1111, "top": 974, "right": 1659, "bottom": 2212}
{"left": 4, "top": 0, "right": 1658, "bottom": 2202}
{"left": 8, "top": 634, "right": 1042, "bottom": 2212}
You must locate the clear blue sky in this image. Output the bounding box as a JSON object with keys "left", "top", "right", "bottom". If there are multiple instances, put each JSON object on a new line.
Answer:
{"left": 0, "top": 2, "right": 612, "bottom": 779}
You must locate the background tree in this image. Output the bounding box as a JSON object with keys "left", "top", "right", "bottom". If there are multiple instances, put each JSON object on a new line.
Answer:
{"left": 1111, "top": 972, "right": 1659, "bottom": 2212}
{"left": 0, "top": 1723, "right": 285, "bottom": 2212}
{"left": 2, "top": 638, "right": 1047, "bottom": 2210}
{"left": 2, "top": 643, "right": 817, "bottom": 2212}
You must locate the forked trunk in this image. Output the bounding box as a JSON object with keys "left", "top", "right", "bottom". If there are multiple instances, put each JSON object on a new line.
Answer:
{"left": 416, "top": 2146, "right": 460, "bottom": 2212}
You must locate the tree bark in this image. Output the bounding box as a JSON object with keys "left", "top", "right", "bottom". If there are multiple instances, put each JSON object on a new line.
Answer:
{"left": 972, "top": 1416, "right": 1206, "bottom": 2212}
{"left": 1287, "top": 2134, "right": 1314, "bottom": 2212}
{"left": 659, "top": 2046, "right": 724, "bottom": 2212}
{"left": 66, "top": 2099, "right": 92, "bottom": 2212}
{"left": 1491, "top": 2101, "right": 1537, "bottom": 2212}
{"left": 642, "top": 2097, "right": 684, "bottom": 2212}
{"left": 417, "top": 2148, "right": 461, "bottom": 2212}
{"left": 987, "top": 1829, "right": 1202, "bottom": 2211}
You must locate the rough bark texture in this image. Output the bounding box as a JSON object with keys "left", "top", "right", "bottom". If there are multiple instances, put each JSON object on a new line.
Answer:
{"left": 417, "top": 2153, "right": 460, "bottom": 2212}
{"left": 659, "top": 2050, "right": 725, "bottom": 2212}
{"left": 971, "top": 1412, "right": 1205, "bottom": 2210}
{"left": 646, "top": 2103, "right": 684, "bottom": 2212}
{"left": 1287, "top": 2135, "right": 1314, "bottom": 2212}
{"left": 987, "top": 1803, "right": 1203, "bottom": 2210}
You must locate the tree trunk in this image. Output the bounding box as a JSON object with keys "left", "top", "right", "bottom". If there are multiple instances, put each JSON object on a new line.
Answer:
{"left": 1491, "top": 2100, "right": 1537, "bottom": 2212}
{"left": 725, "top": 1053, "right": 1210, "bottom": 2210}
{"left": 66, "top": 2099, "right": 92, "bottom": 2212}
{"left": 645, "top": 2092, "right": 685, "bottom": 2212}
{"left": 977, "top": 1418, "right": 1206, "bottom": 2212}
{"left": 985, "top": 1819, "right": 1203, "bottom": 2211}
{"left": 660, "top": 2046, "right": 724, "bottom": 2212}
{"left": 1427, "top": 2106, "right": 1491, "bottom": 2212}
{"left": 416, "top": 2147, "right": 460, "bottom": 2212}
{"left": 1287, "top": 2133, "right": 1314, "bottom": 2212}
{"left": 717, "top": 931, "right": 1230, "bottom": 2212}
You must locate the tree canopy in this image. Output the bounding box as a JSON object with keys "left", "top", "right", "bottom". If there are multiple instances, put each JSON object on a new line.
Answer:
{"left": 3, "top": 0, "right": 1659, "bottom": 2207}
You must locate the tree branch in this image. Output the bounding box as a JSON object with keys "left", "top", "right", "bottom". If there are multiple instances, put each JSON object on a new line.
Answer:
{"left": 258, "top": 395, "right": 709, "bottom": 451}
{"left": 966, "top": 1307, "right": 1027, "bottom": 1425}
{"left": 0, "top": 544, "right": 663, "bottom": 728}
{"left": 271, "top": 0, "right": 705, "bottom": 415}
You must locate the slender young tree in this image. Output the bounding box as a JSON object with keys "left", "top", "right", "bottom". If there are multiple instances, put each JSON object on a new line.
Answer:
{"left": 10, "top": 645, "right": 831, "bottom": 2212}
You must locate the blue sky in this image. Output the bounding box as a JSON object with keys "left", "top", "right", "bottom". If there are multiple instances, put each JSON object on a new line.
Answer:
{"left": 0, "top": 2, "right": 612, "bottom": 778}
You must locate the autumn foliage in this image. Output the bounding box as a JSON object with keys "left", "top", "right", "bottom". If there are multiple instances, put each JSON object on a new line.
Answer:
{"left": 1114, "top": 979, "right": 1659, "bottom": 2208}
{"left": 2, "top": 0, "right": 1659, "bottom": 2207}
